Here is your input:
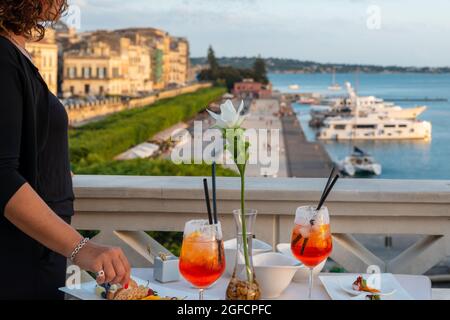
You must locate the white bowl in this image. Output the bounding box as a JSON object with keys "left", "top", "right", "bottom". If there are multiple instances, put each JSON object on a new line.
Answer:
{"left": 224, "top": 238, "right": 272, "bottom": 276}
{"left": 276, "top": 243, "right": 327, "bottom": 282}
{"left": 253, "top": 252, "right": 300, "bottom": 299}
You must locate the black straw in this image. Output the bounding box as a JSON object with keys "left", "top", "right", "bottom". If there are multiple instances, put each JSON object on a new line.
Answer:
{"left": 212, "top": 162, "right": 218, "bottom": 224}
{"left": 317, "top": 166, "right": 335, "bottom": 210}
{"left": 317, "top": 174, "right": 340, "bottom": 211}
{"left": 203, "top": 178, "right": 213, "bottom": 225}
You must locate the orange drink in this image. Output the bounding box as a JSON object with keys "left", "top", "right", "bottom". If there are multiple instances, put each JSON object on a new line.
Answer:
{"left": 179, "top": 231, "right": 225, "bottom": 288}
{"left": 290, "top": 206, "right": 333, "bottom": 299}
{"left": 291, "top": 223, "right": 332, "bottom": 268}
{"left": 179, "top": 220, "right": 225, "bottom": 300}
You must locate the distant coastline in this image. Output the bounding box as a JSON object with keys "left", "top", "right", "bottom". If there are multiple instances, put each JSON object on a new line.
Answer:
{"left": 191, "top": 57, "right": 450, "bottom": 74}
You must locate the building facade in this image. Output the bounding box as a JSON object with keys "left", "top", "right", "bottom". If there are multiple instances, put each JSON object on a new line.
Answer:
{"left": 60, "top": 27, "right": 189, "bottom": 97}
{"left": 26, "top": 29, "right": 58, "bottom": 95}
{"left": 168, "top": 37, "right": 189, "bottom": 86}
{"left": 233, "top": 79, "right": 273, "bottom": 99}
{"left": 62, "top": 32, "right": 152, "bottom": 97}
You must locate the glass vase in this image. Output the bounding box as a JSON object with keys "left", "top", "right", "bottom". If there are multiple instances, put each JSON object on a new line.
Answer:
{"left": 226, "top": 209, "right": 261, "bottom": 300}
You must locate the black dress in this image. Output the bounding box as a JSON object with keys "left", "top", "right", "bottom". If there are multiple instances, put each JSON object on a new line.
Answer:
{"left": 0, "top": 36, "right": 75, "bottom": 300}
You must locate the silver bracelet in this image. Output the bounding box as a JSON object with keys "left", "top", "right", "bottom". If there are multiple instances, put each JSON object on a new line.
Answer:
{"left": 70, "top": 237, "right": 90, "bottom": 261}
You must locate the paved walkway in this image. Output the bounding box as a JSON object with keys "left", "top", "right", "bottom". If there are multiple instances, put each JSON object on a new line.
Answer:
{"left": 240, "top": 99, "right": 288, "bottom": 178}
{"left": 281, "top": 102, "right": 333, "bottom": 178}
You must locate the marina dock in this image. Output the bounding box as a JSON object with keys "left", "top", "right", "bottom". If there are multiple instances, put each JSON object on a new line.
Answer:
{"left": 281, "top": 101, "right": 334, "bottom": 178}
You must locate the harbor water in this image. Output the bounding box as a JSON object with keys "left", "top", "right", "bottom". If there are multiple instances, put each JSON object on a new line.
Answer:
{"left": 270, "top": 73, "right": 450, "bottom": 180}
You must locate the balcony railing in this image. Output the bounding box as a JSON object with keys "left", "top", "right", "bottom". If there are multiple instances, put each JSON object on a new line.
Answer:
{"left": 72, "top": 175, "right": 450, "bottom": 276}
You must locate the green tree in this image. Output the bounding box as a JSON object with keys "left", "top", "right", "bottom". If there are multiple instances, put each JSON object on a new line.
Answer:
{"left": 253, "top": 56, "right": 268, "bottom": 84}
{"left": 207, "top": 45, "right": 219, "bottom": 76}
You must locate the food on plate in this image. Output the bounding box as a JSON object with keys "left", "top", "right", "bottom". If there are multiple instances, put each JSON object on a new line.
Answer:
{"left": 352, "top": 275, "right": 381, "bottom": 300}
{"left": 352, "top": 276, "right": 380, "bottom": 293}
{"left": 95, "top": 279, "right": 184, "bottom": 300}
{"left": 95, "top": 279, "right": 152, "bottom": 300}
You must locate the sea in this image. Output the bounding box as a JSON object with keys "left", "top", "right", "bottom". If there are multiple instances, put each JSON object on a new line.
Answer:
{"left": 269, "top": 72, "right": 450, "bottom": 180}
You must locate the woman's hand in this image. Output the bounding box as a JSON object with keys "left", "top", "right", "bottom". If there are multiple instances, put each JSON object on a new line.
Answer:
{"left": 73, "top": 242, "right": 131, "bottom": 286}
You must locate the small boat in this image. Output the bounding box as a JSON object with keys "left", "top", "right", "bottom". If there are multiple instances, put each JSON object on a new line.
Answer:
{"left": 298, "top": 96, "right": 317, "bottom": 105}
{"left": 328, "top": 83, "right": 342, "bottom": 91}
{"left": 289, "top": 84, "right": 300, "bottom": 90}
{"left": 338, "top": 147, "right": 382, "bottom": 176}
{"left": 328, "top": 69, "right": 342, "bottom": 91}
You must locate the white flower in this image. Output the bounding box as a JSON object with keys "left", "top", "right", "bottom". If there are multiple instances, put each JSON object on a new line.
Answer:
{"left": 207, "top": 99, "right": 247, "bottom": 129}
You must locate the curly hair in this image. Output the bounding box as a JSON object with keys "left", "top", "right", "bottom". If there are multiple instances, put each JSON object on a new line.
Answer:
{"left": 0, "top": 0, "right": 68, "bottom": 41}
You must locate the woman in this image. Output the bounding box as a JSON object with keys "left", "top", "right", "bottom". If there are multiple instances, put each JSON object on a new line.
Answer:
{"left": 0, "top": 0, "right": 131, "bottom": 299}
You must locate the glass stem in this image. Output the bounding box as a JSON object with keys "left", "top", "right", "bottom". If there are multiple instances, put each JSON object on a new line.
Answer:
{"left": 199, "top": 288, "right": 204, "bottom": 301}
{"left": 240, "top": 173, "right": 252, "bottom": 283}
{"left": 308, "top": 267, "right": 314, "bottom": 300}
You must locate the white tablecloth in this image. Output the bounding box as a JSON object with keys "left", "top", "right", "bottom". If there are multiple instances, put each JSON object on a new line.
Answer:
{"left": 132, "top": 268, "right": 432, "bottom": 300}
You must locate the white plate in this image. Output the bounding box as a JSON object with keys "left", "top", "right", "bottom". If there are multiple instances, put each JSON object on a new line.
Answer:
{"left": 319, "top": 274, "right": 413, "bottom": 300}
{"left": 59, "top": 276, "right": 217, "bottom": 300}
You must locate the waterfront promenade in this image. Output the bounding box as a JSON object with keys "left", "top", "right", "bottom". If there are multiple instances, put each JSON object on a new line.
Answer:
{"left": 280, "top": 100, "right": 333, "bottom": 178}
{"left": 241, "top": 99, "right": 288, "bottom": 178}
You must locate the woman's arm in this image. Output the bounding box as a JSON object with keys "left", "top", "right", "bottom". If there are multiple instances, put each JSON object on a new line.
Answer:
{"left": 4, "top": 184, "right": 131, "bottom": 285}
{"left": 5, "top": 183, "right": 83, "bottom": 258}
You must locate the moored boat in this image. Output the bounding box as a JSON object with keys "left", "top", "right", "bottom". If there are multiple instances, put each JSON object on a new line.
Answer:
{"left": 328, "top": 69, "right": 342, "bottom": 91}
{"left": 337, "top": 147, "right": 382, "bottom": 176}
{"left": 317, "top": 114, "right": 432, "bottom": 140}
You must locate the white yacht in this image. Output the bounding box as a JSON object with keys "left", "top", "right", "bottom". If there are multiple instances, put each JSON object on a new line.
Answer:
{"left": 326, "top": 82, "right": 427, "bottom": 120}
{"left": 317, "top": 114, "right": 432, "bottom": 140}
{"left": 289, "top": 84, "right": 300, "bottom": 90}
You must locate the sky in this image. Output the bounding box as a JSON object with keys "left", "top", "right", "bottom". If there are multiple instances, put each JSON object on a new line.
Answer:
{"left": 68, "top": 0, "right": 450, "bottom": 67}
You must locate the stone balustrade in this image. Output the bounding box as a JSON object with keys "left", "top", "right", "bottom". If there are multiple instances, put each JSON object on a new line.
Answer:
{"left": 71, "top": 175, "right": 450, "bottom": 277}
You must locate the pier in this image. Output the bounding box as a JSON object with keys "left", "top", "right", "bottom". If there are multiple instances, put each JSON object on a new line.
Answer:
{"left": 387, "top": 97, "right": 448, "bottom": 102}
{"left": 280, "top": 100, "right": 333, "bottom": 178}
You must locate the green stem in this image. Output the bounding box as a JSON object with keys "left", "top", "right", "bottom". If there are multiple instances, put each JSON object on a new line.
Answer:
{"left": 240, "top": 173, "right": 253, "bottom": 283}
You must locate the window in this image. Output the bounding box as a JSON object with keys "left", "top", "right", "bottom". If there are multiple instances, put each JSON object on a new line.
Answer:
{"left": 354, "top": 125, "right": 376, "bottom": 129}
{"left": 98, "top": 67, "right": 105, "bottom": 79}
{"left": 334, "top": 124, "right": 346, "bottom": 130}
{"left": 83, "top": 67, "right": 91, "bottom": 78}
{"left": 399, "top": 125, "right": 407, "bottom": 128}
{"left": 71, "top": 67, "right": 77, "bottom": 78}
{"left": 84, "top": 84, "right": 90, "bottom": 94}
{"left": 384, "top": 124, "right": 395, "bottom": 128}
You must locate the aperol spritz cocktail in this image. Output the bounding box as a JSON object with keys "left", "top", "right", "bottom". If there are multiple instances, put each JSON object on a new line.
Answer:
{"left": 291, "top": 206, "right": 332, "bottom": 299}
{"left": 179, "top": 220, "right": 225, "bottom": 300}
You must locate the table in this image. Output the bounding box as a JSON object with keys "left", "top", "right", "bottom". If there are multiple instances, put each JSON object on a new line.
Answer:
{"left": 132, "top": 268, "right": 433, "bottom": 300}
